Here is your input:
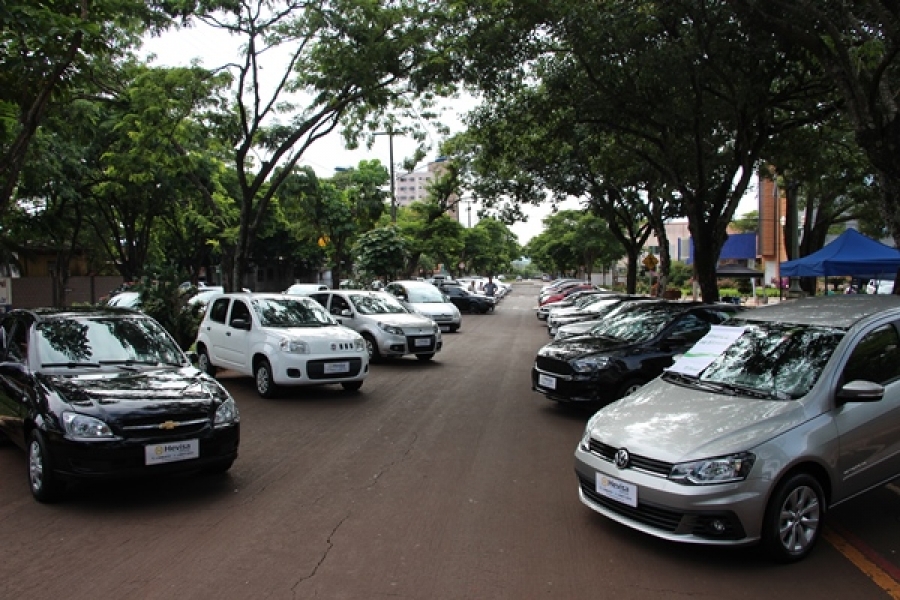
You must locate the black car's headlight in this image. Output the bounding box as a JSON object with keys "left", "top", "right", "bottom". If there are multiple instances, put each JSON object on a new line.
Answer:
{"left": 571, "top": 355, "right": 611, "bottom": 373}
{"left": 203, "top": 381, "right": 240, "bottom": 427}
{"left": 668, "top": 452, "right": 756, "bottom": 485}
{"left": 62, "top": 412, "right": 119, "bottom": 441}
{"left": 214, "top": 397, "right": 240, "bottom": 427}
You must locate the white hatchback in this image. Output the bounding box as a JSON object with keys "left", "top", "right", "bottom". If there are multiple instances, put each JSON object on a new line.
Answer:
{"left": 195, "top": 293, "right": 369, "bottom": 397}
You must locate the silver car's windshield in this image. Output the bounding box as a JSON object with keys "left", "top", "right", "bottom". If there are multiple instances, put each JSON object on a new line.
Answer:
{"left": 351, "top": 293, "right": 408, "bottom": 315}
{"left": 404, "top": 286, "right": 446, "bottom": 303}
{"left": 252, "top": 297, "right": 335, "bottom": 327}
{"left": 698, "top": 322, "right": 845, "bottom": 399}
{"left": 37, "top": 317, "right": 184, "bottom": 367}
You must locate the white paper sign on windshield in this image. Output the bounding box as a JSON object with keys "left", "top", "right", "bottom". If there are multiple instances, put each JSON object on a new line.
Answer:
{"left": 667, "top": 325, "right": 747, "bottom": 377}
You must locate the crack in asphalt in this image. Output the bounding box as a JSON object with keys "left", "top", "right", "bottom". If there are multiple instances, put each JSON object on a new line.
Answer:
{"left": 291, "top": 513, "right": 349, "bottom": 598}
{"left": 364, "top": 432, "right": 418, "bottom": 491}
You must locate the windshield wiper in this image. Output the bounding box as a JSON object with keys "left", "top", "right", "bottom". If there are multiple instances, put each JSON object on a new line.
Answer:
{"left": 703, "top": 381, "right": 790, "bottom": 401}
{"left": 99, "top": 359, "right": 166, "bottom": 371}
{"left": 41, "top": 362, "right": 101, "bottom": 369}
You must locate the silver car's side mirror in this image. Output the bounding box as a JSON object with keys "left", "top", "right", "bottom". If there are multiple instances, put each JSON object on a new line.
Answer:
{"left": 836, "top": 380, "right": 884, "bottom": 403}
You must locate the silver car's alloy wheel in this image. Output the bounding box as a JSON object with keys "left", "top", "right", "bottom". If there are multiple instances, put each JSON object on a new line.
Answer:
{"left": 777, "top": 485, "right": 821, "bottom": 553}
{"left": 763, "top": 472, "right": 825, "bottom": 562}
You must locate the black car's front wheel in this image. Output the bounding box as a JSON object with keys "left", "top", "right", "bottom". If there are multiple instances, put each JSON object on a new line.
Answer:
{"left": 28, "top": 430, "right": 64, "bottom": 503}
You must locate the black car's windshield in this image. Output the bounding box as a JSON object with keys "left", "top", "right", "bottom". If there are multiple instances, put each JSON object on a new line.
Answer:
{"left": 588, "top": 303, "right": 684, "bottom": 343}
{"left": 698, "top": 322, "right": 846, "bottom": 399}
{"left": 37, "top": 316, "right": 185, "bottom": 367}
{"left": 351, "top": 293, "right": 408, "bottom": 315}
{"left": 252, "top": 297, "right": 335, "bottom": 327}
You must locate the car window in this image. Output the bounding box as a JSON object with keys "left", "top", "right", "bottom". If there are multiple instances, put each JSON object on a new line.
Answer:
{"left": 308, "top": 293, "right": 330, "bottom": 307}
{"left": 330, "top": 294, "right": 351, "bottom": 314}
{"left": 36, "top": 316, "right": 184, "bottom": 366}
{"left": 842, "top": 324, "right": 900, "bottom": 385}
{"left": 229, "top": 300, "right": 251, "bottom": 326}
{"left": 667, "top": 313, "right": 713, "bottom": 343}
{"left": 699, "top": 322, "right": 846, "bottom": 399}
{"left": 208, "top": 298, "right": 229, "bottom": 324}
{"left": 590, "top": 303, "right": 680, "bottom": 343}
{"left": 6, "top": 319, "right": 28, "bottom": 363}
{"left": 350, "top": 293, "right": 407, "bottom": 315}
{"left": 250, "top": 296, "right": 336, "bottom": 327}
{"left": 404, "top": 285, "right": 447, "bottom": 303}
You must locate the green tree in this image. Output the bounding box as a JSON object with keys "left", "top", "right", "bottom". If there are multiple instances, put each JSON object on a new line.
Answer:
{"left": 443, "top": 0, "right": 833, "bottom": 301}
{"left": 0, "top": 0, "right": 184, "bottom": 214}
{"left": 730, "top": 0, "right": 900, "bottom": 246}
{"left": 183, "top": 0, "right": 456, "bottom": 291}
{"left": 352, "top": 226, "right": 408, "bottom": 283}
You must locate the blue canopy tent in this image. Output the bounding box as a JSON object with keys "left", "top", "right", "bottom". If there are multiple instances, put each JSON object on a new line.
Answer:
{"left": 780, "top": 229, "right": 900, "bottom": 278}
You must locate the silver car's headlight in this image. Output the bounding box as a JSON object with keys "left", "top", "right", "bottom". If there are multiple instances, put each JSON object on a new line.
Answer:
{"left": 432, "top": 323, "right": 440, "bottom": 335}
{"left": 62, "top": 412, "right": 119, "bottom": 440}
{"left": 280, "top": 338, "right": 309, "bottom": 353}
{"left": 214, "top": 397, "right": 240, "bottom": 426}
{"left": 571, "top": 355, "right": 611, "bottom": 373}
{"left": 669, "top": 452, "right": 756, "bottom": 485}
{"left": 378, "top": 322, "right": 404, "bottom": 336}
{"left": 354, "top": 337, "right": 365, "bottom": 352}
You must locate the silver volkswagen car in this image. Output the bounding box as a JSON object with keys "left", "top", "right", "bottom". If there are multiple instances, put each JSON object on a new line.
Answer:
{"left": 574, "top": 295, "right": 900, "bottom": 562}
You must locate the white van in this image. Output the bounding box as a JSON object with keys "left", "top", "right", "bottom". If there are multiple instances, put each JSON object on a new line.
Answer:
{"left": 284, "top": 283, "right": 329, "bottom": 295}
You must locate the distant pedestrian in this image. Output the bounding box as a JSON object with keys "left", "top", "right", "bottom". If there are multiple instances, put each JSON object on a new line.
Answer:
{"left": 484, "top": 277, "right": 498, "bottom": 298}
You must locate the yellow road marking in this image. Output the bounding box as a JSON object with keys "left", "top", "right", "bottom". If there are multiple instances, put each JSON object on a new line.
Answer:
{"left": 824, "top": 527, "right": 900, "bottom": 599}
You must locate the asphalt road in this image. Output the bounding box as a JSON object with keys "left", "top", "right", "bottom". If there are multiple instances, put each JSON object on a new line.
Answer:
{"left": 0, "top": 282, "right": 898, "bottom": 600}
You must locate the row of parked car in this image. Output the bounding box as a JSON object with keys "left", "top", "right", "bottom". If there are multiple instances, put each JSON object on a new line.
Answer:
{"left": 532, "top": 279, "right": 900, "bottom": 563}
{"left": 0, "top": 278, "right": 509, "bottom": 503}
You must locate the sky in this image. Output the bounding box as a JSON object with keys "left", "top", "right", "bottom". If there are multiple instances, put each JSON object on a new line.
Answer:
{"left": 140, "top": 25, "right": 757, "bottom": 246}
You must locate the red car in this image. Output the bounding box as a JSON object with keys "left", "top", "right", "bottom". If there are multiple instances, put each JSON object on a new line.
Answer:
{"left": 539, "top": 283, "right": 599, "bottom": 306}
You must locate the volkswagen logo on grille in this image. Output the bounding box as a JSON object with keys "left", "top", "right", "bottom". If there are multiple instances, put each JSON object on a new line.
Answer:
{"left": 614, "top": 448, "right": 630, "bottom": 469}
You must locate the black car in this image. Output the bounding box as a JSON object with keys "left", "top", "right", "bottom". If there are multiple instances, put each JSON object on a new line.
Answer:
{"left": 439, "top": 284, "right": 494, "bottom": 314}
{"left": 532, "top": 300, "right": 743, "bottom": 405}
{"left": 0, "top": 307, "right": 240, "bottom": 502}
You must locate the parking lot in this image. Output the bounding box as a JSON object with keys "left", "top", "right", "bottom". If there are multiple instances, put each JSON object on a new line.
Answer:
{"left": 0, "top": 282, "right": 899, "bottom": 599}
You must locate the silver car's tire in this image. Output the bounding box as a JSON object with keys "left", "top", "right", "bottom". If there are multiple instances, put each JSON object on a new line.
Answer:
{"left": 762, "top": 473, "right": 825, "bottom": 563}
{"left": 197, "top": 346, "right": 217, "bottom": 377}
{"left": 254, "top": 358, "right": 278, "bottom": 398}
{"left": 362, "top": 333, "right": 381, "bottom": 362}
{"left": 29, "top": 430, "right": 64, "bottom": 503}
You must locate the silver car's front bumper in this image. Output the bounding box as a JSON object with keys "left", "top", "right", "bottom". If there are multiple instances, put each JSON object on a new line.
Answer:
{"left": 574, "top": 446, "right": 769, "bottom": 547}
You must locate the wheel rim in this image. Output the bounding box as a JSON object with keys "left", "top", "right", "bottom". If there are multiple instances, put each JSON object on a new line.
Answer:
{"left": 29, "top": 439, "right": 44, "bottom": 493}
{"left": 365, "top": 338, "right": 375, "bottom": 359}
{"left": 199, "top": 353, "right": 209, "bottom": 372}
{"left": 778, "top": 485, "right": 821, "bottom": 554}
{"left": 256, "top": 364, "right": 270, "bottom": 394}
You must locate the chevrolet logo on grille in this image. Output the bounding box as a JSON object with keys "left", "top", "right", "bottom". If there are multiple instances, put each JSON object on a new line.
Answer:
{"left": 158, "top": 420, "right": 178, "bottom": 430}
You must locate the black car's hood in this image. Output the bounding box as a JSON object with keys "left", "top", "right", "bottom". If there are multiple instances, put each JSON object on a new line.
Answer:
{"left": 538, "top": 335, "right": 633, "bottom": 360}
{"left": 41, "top": 367, "right": 215, "bottom": 418}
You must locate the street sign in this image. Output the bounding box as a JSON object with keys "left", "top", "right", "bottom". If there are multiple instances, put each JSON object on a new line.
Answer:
{"left": 642, "top": 254, "right": 658, "bottom": 270}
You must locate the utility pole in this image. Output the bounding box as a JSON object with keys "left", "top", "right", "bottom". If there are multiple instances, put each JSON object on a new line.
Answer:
{"left": 374, "top": 126, "right": 397, "bottom": 222}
